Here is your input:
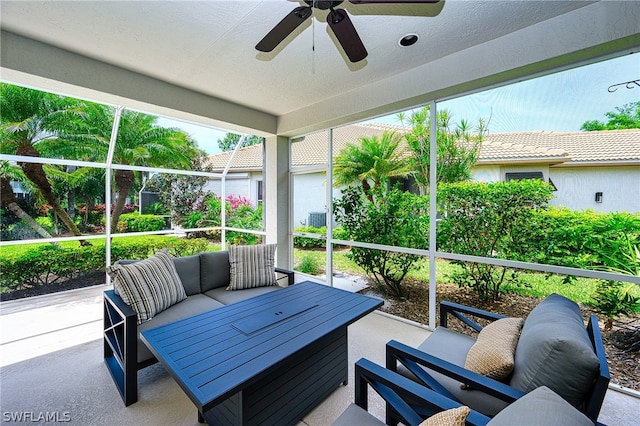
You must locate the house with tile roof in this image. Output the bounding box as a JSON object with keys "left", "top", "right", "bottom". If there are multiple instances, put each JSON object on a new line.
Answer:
{"left": 205, "top": 125, "right": 640, "bottom": 227}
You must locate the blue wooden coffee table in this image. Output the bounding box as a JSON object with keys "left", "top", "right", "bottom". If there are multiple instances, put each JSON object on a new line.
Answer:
{"left": 141, "top": 281, "right": 382, "bottom": 425}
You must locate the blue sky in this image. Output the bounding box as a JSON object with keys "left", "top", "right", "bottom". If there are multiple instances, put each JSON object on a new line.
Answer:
{"left": 369, "top": 53, "right": 639, "bottom": 133}
{"left": 162, "top": 53, "right": 638, "bottom": 154}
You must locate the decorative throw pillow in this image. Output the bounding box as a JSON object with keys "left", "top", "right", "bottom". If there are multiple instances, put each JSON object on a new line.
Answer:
{"left": 462, "top": 317, "right": 523, "bottom": 387}
{"left": 419, "top": 406, "right": 470, "bottom": 426}
{"left": 227, "top": 244, "right": 277, "bottom": 290}
{"left": 108, "top": 249, "right": 187, "bottom": 325}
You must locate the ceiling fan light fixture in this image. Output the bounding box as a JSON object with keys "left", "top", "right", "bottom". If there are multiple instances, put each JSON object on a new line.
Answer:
{"left": 399, "top": 33, "right": 419, "bottom": 47}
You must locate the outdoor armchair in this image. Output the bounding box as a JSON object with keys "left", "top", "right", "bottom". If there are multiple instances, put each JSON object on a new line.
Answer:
{"left": 333, "top": 358, "right": 600, "bottom": 426}
{"left": 386, "top": 295, "right": 610, "bottom": 423}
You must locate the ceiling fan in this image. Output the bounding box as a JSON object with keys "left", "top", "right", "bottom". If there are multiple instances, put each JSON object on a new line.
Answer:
{"left": 256, "top": 0, "right": 441, "bottom": 63}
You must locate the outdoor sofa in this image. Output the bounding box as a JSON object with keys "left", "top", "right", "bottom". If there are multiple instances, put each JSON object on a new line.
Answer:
{"left": 386, "top": 294, "right": 609, "bottom": 423}
{"left": 103, "top": 245, "right": 294, "bottom": 406}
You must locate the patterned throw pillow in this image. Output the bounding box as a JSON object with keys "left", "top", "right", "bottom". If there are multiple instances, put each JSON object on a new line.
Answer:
{"left": 420, "top": 406, "right": 470, "bottom": 426}
{"left": 109, "top": 249, "right": 187, "bottom": 325}
{"left": 462, "top": 317, "right": 523, "bottom": 386}
{"left": 227, "top": 244, "right": 277, "bottom": 290}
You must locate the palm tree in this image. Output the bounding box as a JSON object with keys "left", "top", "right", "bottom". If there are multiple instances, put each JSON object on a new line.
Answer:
{"left": 401, "top": 106, "right": 485, "bottom": 194}
{"left": 51, "top": 103, "right": 198, "bottom": 233}
{"left": 0, "top": 83, "right": 85, "bottom": 239}
{"left": 333, "top": 131, "right": 408, "bottom": 201}
{"left": 0, "top": 161, "right": 57, "bottom": 243}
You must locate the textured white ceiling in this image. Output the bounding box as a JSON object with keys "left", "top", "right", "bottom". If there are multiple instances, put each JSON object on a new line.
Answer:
{"left": 1, "top": 1, "right": 638, "bottom": 136}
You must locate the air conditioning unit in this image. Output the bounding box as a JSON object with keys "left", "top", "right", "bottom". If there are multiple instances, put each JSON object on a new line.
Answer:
{"left": 308, "top": 212, "right": 326, "bottom": 228}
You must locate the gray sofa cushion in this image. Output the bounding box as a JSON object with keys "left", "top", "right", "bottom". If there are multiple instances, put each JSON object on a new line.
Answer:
{"left": 204, "top": 285, "right": 282, "bottom": 305}
{"left": 173, "top": 254, "right": 201, "bottom": 296}
{"left": 487, "top": 386, "right": 594, "bottom": 426}
{"left": 399, "top": 327, "right": 510, "bottom": 417}
{"left": 137, "top": 294, "right": 224, "bottom": 363}
{"left": 200, "top": 251, "right": 231, "bottom": 292}
{"left": 510, "top": 293, "right": 599, "bottom": 408}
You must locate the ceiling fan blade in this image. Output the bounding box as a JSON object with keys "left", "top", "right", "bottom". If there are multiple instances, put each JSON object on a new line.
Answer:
{"left": 349, "top": 0, "right": 440, "bottom": 3}
{"left": 327, "top": 9, "right": 368, "bottom": 63}
{"left": 256, "top": 6, "right": 312, "bottom": 52}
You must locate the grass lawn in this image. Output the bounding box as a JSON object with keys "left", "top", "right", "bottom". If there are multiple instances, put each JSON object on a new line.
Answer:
{"left": 294, "top": 248, "right": 599, "bottom": 305}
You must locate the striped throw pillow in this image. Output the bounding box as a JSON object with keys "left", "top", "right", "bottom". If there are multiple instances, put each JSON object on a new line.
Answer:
{"left": 227, "top": 244, "right": 277, "bottom": 290}
{"left": 109, "top": 249, "right": 187, "bottom": 325}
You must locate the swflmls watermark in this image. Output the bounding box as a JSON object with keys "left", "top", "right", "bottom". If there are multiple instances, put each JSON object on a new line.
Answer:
{"left": 2, "top": 411, "right": 71, "bottom": 423}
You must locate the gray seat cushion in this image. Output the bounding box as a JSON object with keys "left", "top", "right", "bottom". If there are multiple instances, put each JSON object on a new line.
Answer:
{"left": 204, "top": 285, "right": 282, "bottom": 305}
{"left": 173, "top": 254, "right": 201, "bottom": 296}
{"left": 200, "top": 251, "right": 231, "bottom": 292}
{"left": 137, "top": 294, "right": 224, "bottom": 363}
{"left": 398, "top": 327, "right": 510, "bottom": 417}
{"left": 332, "top": 404, "right": 385, "bottom": 426}
{"left": 488, "top": 386, "right": 594, "bottom": 426}
{"left": 510, "top": 293, "right": 599, "bottom": 408}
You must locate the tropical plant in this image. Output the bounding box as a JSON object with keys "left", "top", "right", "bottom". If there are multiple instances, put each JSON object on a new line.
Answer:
{"left": 590, "top": 280, "right": 640, "bottom": 331}
{"left": 0, "top": 83, "right": 85, "bottom": 239}
{"left": 49, "top": 103, "right": 199, "bottom": 233}
{"left": 141, "top": 152, "right": 212, "bottom": 226}
{"left": 217, "top": 133, "right": 263, "bottom": 152}
{"left": 587, "top": 228, "right": 640, "bottom": 331}
{"left": 0, "top": 161, "right": 57, "bottom": 243}
{"left": 580, "top": 101, "right": 640, "bottom": 131}
{"left": 400, "top": 106, "right": 486, "bottom": 194}
{"left": 333, "top": 184, "right": 430, "bottom": 298}
{"left": 333, "top": 131, "right": 408, "bottom": 201}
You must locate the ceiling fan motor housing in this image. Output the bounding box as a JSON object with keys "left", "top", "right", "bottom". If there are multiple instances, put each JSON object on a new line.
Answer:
{"left": 304, "top": 1, "right": 345, "bottom": 10}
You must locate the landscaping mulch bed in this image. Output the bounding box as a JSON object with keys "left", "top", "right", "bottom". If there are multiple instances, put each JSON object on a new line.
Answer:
{"left": 365, "top": 280, "right": 640, "bottom": 392}
{"left": 0, "top": 272, "right": 106, "bottom": 302}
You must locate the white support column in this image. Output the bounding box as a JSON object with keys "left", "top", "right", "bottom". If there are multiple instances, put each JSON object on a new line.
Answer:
{"left": 428, "top": 101, "right": 438, "bottom": 330}
{"left": 264, "top": 135, "right": 291, "bottom": 270}
{"left": 105, "top": 105, "right": 124, "bottom": 281}
{"left": 326, "top": 129, "right": 334, "bottom": 287}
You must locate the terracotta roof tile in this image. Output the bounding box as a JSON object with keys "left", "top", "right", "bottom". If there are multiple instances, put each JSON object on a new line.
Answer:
{"left": 205, "top": 125, "right": 640, "bottom": 170}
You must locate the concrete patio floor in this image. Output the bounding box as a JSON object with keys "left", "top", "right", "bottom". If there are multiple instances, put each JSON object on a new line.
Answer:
{"left": 1, "top": 282, "right": 638, "bottom": 425}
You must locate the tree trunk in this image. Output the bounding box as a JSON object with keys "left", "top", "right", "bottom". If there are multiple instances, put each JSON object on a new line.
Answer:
{"left": 0, "top": 177, "right": 58, "bottom": 245}
{"left": 111, "top": 169, "right": 135, "bottom": 233}
{"left": 66, "top": 165, "right": 76, "bottom": 219}
{"left": 16, "top": 145, "right": 90, "bottom": 245}
{"left": 361, "top": 179, "right": 374, "bottom": 203}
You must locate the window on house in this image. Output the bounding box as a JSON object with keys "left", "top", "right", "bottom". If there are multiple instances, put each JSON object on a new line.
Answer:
{"left": 505, "top": 172, "right": 544, "bottom": 182}
{"left": 257, "top": 180, "right": 263, "bottom": 202}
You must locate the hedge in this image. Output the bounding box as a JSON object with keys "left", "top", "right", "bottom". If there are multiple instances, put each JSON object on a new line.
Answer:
{"left": 520, "top": 208, "right": 640, "bottom": 270}
{"left": 117, "top": 212, "right": 166, "bottom": 232}
{"left": 0, "top": 237, "right": 209, "bottom": 292}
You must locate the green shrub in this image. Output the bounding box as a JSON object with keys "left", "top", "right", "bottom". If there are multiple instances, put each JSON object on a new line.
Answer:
{"left": 334, "top": 184, "right": 430, "bottom": 298}
{"left": 437, "top": 180, "right": 554, "bottom": 300}
{"left": 516, "top": 208, "right": 640, "bottom": 271}
{"left": 118, "top": 212, "right": 166, "bottom": 232}
{"left": 589, "top": 281, "right": 640, "bottom": 331}
{"left": 143, "top": 202, "right": 169, "bottom": 215}
{"left": 0, "top": 237, "right": 210, "bottom": 293}
{"left": 35, "top": 216, "right": 54, "bottom": 234}
{"left": 294, "top": 226, "right": 327, "bottom": 248}
{"left": 296, "top": 253, "right": 322, "bottom": 275}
